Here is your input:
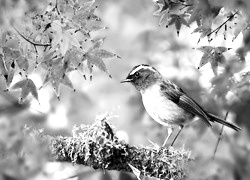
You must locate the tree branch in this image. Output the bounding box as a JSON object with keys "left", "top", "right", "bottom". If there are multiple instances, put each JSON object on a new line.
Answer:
{"left": 13, "top": 26, "right": 51, "bottom": 47}
{"left": 48, "top": 115, "right": 191, "bottom": 180}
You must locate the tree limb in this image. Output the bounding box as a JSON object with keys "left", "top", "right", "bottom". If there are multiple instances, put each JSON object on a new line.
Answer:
{"left": 48, "top": 115, "right": 191, "bottom": 180}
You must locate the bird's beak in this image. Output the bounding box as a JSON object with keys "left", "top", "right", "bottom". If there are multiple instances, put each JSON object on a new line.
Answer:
{"left": 120, "top": 78, "right": 132, "bottom": 83}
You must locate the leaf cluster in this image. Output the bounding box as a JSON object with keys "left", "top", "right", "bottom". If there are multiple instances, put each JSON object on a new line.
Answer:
{"left": 0, "top": 0, "right": 120, "bottom": 102}
{"left": 153, "top": 0, "right": 250, "bottom": 107}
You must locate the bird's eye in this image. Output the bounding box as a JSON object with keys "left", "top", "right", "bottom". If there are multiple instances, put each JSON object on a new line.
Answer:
{"left": 135, "top": 72, "right": 140, "bottom": 77}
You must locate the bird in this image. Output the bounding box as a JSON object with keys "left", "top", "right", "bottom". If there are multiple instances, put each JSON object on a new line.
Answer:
{"left": 121, "top": 64, "right": 241, "bottom": 147}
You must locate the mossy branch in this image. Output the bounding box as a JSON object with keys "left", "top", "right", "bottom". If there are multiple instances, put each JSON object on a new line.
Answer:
{"left": 47, "top": 114, "right": 191, "bottom": 179}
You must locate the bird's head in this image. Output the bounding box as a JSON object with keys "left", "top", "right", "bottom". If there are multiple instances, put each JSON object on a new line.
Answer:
{"left": 121, "top": 64, "right": 161, "bottom": 91}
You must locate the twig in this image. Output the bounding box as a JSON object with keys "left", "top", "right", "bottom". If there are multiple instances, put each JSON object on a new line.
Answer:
{"left": 13, "top": 26, "right": 51, "bottom": 47}
{"left": 212, "top": 111, "right": 229, "bottom": 160}
{"left": 179, "top": 3, "right": 194, "bottom": 11}
{"left": 207, "top": 11, "right": 238, "bottom": 38}
{"left": 12, "top": 26, "right": 51, "bottom": 64}
{"left": 54, "top": 0, "right": 61, "bottom": 15}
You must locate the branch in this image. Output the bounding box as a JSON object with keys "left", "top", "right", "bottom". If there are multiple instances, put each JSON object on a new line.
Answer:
{"left": 48, "top": 115, "right": 191, "bottom": 180}
{"left": 13, "top": 26, "right": 51, "bottom": 47}
{"left": 54, "top": 0, "right": 61, "bottom": 15}
{"left": 207, "top": 11, "right": 238, "bottom": 38}
{"left": 13, "top": 26, "right": 51, "bottom": 64}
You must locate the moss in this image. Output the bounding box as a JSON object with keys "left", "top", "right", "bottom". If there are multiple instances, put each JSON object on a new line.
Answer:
{"left": 49, "top": 115, "right": 191, "bottom": 179}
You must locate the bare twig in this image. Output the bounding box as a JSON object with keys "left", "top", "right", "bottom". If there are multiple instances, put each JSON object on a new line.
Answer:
{"left": 13, "top": 26, "right": 51, "bottom": 48}
{"left": 207, "top": 11, "right": 238, "bottom": 38}
{"left": 54, "top": 0, "right": 61, "bottom": 15}
{"left": 212, "top": 111, "right": 229, "bottom": 160}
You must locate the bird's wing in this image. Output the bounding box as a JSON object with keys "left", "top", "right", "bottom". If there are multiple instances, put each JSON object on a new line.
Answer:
{"left": 160, "top": 80, "right": 212, "bottom": 127}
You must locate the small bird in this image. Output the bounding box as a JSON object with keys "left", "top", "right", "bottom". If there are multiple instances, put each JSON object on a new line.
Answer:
{"left": 121, "top": 64, "right": 241, "bottom": 146}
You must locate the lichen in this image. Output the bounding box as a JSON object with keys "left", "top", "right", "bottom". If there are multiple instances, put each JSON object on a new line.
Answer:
{"left": 50, "top": 115, "right": 191, "bottom": 179}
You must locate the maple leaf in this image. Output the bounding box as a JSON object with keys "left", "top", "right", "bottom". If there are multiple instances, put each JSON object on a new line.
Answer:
{"left": 2, "top": 46, "right": 20, "bottom": 70}
{"left": 233, "top": 19, "right": 250, "bottom": 41}
{"left": 188, "top": 0, "right": 221, "bottom": 26}
{"left": 64, "top": 48, "right": 85, "bottom": 69}
{"left": 192, "top": 26, "right": 212, "bottom": 43}
{"left": 81, "top": 38, "right": 120, "bottom": 79}
{"left": 166, "top": 14, "right": 190, "bottom": 36}
{"left": 0, "top": 47, "right": 19, "bottom": 88}
{"left": 197, "top": 46, "right": 230, "bottom": 76}
{"left": 153, "top": 0, "right": 173, "bottom": 16}
{"left": 15, "top": 56, "right": 29, "bottom": 72}
{"left": 51, "top": 21, "right": 81, "bottom": 56}
{"left": 71, "top": 0, "right": 102, "bottom": 35}
{"left": 11, "top": 78, "right": 38, "bottom": 103}
{"left": 2, "top": 46, "right": 30, "bottom": 73}
{"left": 153, "top": 0, "right": 175, "bottom": 26}
{"left": 41, "top": 64, "right": 75, "bottom": 99}
{"left": 40, "top": 54, "right": 63, "bottom": 70}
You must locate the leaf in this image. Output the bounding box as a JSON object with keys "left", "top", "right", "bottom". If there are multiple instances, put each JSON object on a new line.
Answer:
{"left": 158, "top": 11, "right": 169, "bottom": 26}
{"left": 188, "top": 7, "right": 201, "bottom": 26}
{"left": 85, "top": 53, "right": 110, "bottom": 77}
{"left": 210, "top": 56, "right": 219, "bottom": 76}
{"left": 198, "top": 52, "right": 212, "bottom": 68}
{"left": 11, "top": 50, "right": 21, "bottom": 60}
{"left": 88, "top": 24, "right": 107, "bottom": 31}
{"left": 197, "top": 46, "right": 214, "bottom": 53}
{"left": 153, "top": 0, "right": 170, "bottom": 16}
{"left": 73, "top": 1, "right": 99, "bottom": 23}
{"left": 16, "top": 56, "right": 29, "bottom": 72}
{"left": 60, "top": 34, "right": 70, "bottom": 56}
{"left": 64, "top": 48, "right": 85, "bottom": 68}
{"left": 81, "top": 38, "right": 120, "bottom": 78}
{"left": 215, "top": 46, "right": 230, "bottom": 53}
{"left": 41, "top": 56, "right": 63, "bottom": 70}
{"left": 2, "top": 46, "right": 14, "bottom": 70}
{"left": 166, "top": 14, "right": 189, "bottom": 36}
{"left": 197, "top": 46, "right": 230, "bottom": 75}
{"left": 79, "top": 0, "right": 95, "bottom": 9}
{"left": 65, "top": 30, "right": 81, "bottom": 48}
{"left": 11, "top": 79, "right": 38, "bottom": 103}
{"left": 0, "top": 53, "right": 7, "bottom": 76}
{"left": 91, "top": 49, "right": 120, "bottom": 59}
{"left": 89, "top": 38, "right": 104, "bottom": 51}
{"left": 233, "top": 21, "right": 249, "bottom": 41}
{"left": 5, "top": 66, "right": 15, "bottom": 88}
{"left": 61, "top": 75, "right": 74, "bottom": 90}
{"left": 192, "top": 26, "right": 212, "bottom": 42}
{"left": 41, "top": 64, "right": 74, "bottom": 98}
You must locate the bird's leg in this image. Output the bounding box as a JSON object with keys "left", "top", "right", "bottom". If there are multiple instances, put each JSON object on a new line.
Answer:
{"left": 162, "top": 126, "right": 173, "bottom": 147}
{"left": 170, "top": 125, "right": 184, "bottom": 146}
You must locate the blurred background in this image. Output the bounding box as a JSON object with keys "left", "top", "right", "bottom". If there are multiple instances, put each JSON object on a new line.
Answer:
{"left": 0, "top": 0, "right": 250, "bottom": 180}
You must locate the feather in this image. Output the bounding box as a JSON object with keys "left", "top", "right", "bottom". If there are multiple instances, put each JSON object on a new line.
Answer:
{"left": 160, "top": 80, "right": 212, "bottom": 127}
{"left": 207, "top": 113, "right": 241, "bottom": 131}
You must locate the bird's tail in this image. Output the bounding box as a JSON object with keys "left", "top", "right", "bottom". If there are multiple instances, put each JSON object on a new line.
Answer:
{"left": 207, "top": 113, "right": 241, "bottom": 131}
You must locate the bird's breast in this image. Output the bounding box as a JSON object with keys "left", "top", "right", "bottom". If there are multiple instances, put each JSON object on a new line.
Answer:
{"left": 141, "top": 84, "right": 194, "bottom": 126}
